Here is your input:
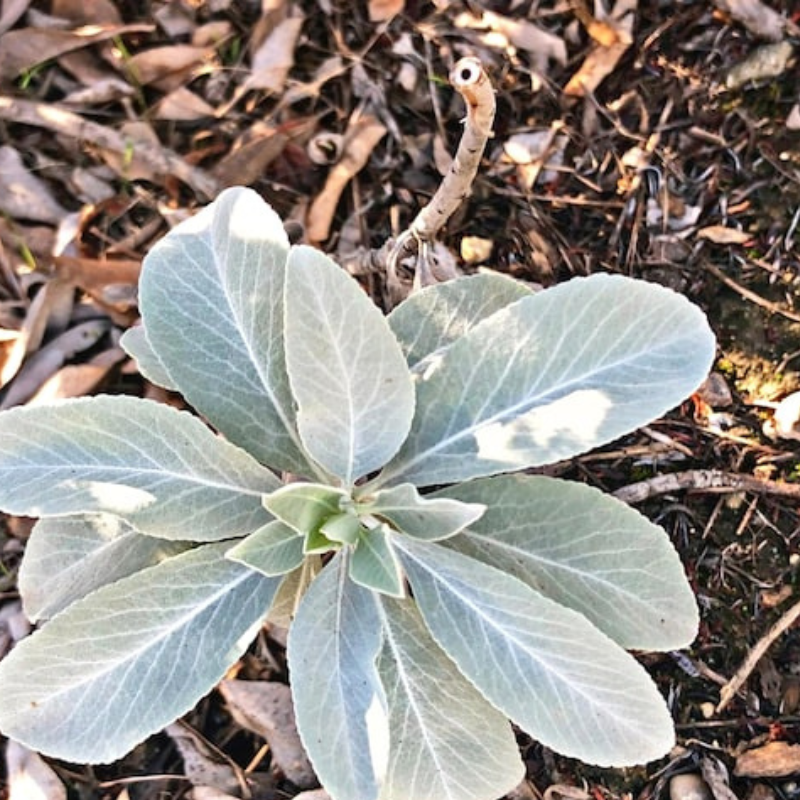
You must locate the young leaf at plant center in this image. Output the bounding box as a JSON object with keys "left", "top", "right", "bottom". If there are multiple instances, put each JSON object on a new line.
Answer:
{"left": 356, "top": 482, "right": 485, "bottom": 541}
{"left": 139, "top": 186, "right": 316, "bottom": 476}
{"left": 288, "top": 552, "right": 388, "bottom": 800}
{"left": 320, "top": 512, "right": 364, "bottom": 545}
{"left": 394, "top": 536, "right": 676, "bottom": 767}
{"left": 264, "top": 482, "right": 348, "bottom": 541}
{"left": 350, "top": 525, "right": 405, "bottom": 597}
{"left": 376, "top": 596, "right": 524, "bottom": 800}
{"left": 119, "top": 325, "right": 177, "bottom": 391}
{"left": 19, "top": 514, "right": 188, "bottom": 622}
{"left": 439, "top": 474, "right": 698, "bottom": 650}
{"left": 225, "top": 520, "right": 304, "bottom": 577}
{"left": 387, "top": 271, "right": 533, "bottom": 369}
{"left": 375, "top": 273, "right": 716, "bottom": 488}
{"left": 0, "top": 542, "right": 281, "bottom": 764}
{"left": 284, "top": 244, "right": 415, "bottom": 486}
{"left": 0, "top": 395, "right": 278, "bottom": 541}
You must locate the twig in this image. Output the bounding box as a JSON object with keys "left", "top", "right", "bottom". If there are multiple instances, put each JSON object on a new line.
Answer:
{"left": 703, "top": 261, "right": 800, "bottom": 324}
{"left": 613, "top": 469, "right": 800, "bottom": 504}
{"left": 717, "top": 598, "right": 800, "bottom": 713}
{"left": 0, "top": 97, "right": 220, "bottom": 200}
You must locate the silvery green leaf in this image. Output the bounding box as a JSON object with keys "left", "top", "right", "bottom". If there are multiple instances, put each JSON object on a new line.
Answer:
{"left": 388, "top": 272, "right": 533, "bottom": 369}
{"left": 320, "top": 513, "right": 364, "bottom": 545}
{"left": 440, "top": 475, "right": 698, "bottom": 650}
{"left": 357, "top": 483, "right": 485, "bottom": 541}
{"left": 119, "top": 325, "right": 177, "bottom": 391}
{"left": 376, "top": 596, "right": 523, "bottom": 800}
{"left": 0, "top": 542, "right": 279, "bottom": 764}
{"left": 377, "top": 274, "right": 716, "bottom": 487}
{"left": 350, "top": 527, "right": 405, "bottom": 597}
{"left": 139, "top": 186, "right": 315, "bottom": 476}
{"left": 394, "top": 536, "right": 676, "bottom": 767}
{"left": 288, "top": 552, "right": 387, "bottom": 800}
{"left": 225, "top": 520, "right": 304, "bottom": 577}
{"left": 19, "top": 514, "right": 188, "bottom": 622}
{"left": 284, "top": 245, "right": 415, "bottom": 486}
{"left": 0, "top": 395, "right": 277, "bottom": 541}
{"left": 264, "top": 482, "right": 347, "bottom": 537}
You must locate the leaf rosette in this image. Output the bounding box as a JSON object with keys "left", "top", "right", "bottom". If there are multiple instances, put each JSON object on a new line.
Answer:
{"left": 0, "top": 187, "right": 716, "bottom": 800}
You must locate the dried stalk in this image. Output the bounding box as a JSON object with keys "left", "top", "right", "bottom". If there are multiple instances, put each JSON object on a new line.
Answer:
{"left": 387, "top": 56, "right": 496, "bottom": 294}
{"left": 344, "top": 57, "right": 496, "bottom": 297}
{"left": 409, "top": 57, "right": 496, "bottom": 243}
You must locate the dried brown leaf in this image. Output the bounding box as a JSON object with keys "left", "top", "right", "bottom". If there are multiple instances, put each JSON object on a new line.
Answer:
{"left": 126, "top": 44, "right": 211, "bottom": 92}
{"left": 29, "top": 346, "right": 125, "bottom": 404}
{"left": 713, "top": 0, "right": 786, "bottom": 41}
{"left": 52, "top": 0, "right": 121, "bottom": 25}
{"left": 0, "top": 97, "right": 220, "bottom": 198}
{"left": 307, "top": 114, "right": 387, "bottom": 242}
{"left": 735, "top": 742, "right": 800, "bottom": 779}
{"left": 6, "top": 741, "right": 66, "bottom": 800}
{"left": 697, "top": 225, "right": 751, "bottom": 244}
{"left": 212, "top": 123, "right": 289, "bottom": 188}
{"left": 62, "top": 77, "right": 136, "bottom": 106}
{"left": 165, "top": 721, "right": 242, "bottom": 795}
{"left": 53, "top": 255, "right": 141, "bottom": 296}
{"left": 0, "top": 145, "right": 68, "bottom": 224}
{"left": 153, "top": 87, "right": 215, "bottom": 121}
{"left": 563, "top": 0, "right": 636, "bottom": 97}
{"left": 219, "top": 680, "right": 316, "bottom": 788}
{"left": 482, "top": 11, "right": 567, "bottom": 68}
{"left": 369, "top": 0, "right": 405, "bottom": 22}
{"left": 0, "top": 0, "right": 30, "bottom": 37}
{"left": 244, "top": 14, "right": 304, "bottom": 94}
{"left": 193, "top": 21, "right": 234, "bottom": 47}
{"left": 1, "top": 319, "right": 109, "bottom": 409}
{"left": 0, "top": 23, "right": 152, "bottom": 78}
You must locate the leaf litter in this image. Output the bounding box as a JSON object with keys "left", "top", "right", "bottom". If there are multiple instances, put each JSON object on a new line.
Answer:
{"left": 0, "top": 0, "right": 799, "bottom": 798}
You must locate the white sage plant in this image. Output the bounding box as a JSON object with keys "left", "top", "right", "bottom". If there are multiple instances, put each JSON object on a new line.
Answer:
{"left": 0, "top": 186, "right": 715, "bottom": 800}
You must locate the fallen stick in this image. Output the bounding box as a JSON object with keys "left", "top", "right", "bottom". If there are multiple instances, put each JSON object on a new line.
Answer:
{"left": 613, "top": 468, "right": 800, "bottom": 504}
{"left": 717, "top": 598, "right": 800, "bottom": 713}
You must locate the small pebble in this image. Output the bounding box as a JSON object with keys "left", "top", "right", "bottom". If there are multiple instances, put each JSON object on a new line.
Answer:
{"left": 670, "top": 773, "right": 712, "bottom": 800}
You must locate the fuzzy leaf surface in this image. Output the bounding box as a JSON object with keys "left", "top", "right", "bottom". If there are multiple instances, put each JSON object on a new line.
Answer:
{"left": 394, "top": 536, "right": 676, "bottom": 766}
{"left": 0, "top": 543, "right": 280, "bottom": 764}
{"left": 284, "top": 245, "right": 415, "bottom": 486}
{"left": 0, "top": 396, "right": 277, "bottom": 540}
{"left": 139, "top": 186, "right": 314, "bottom": 475}
{"left": 119, "top": 326, "right": 177, "bottom": 391}
{"left": 378, "top": 274, "right": 716, "bottom": 487}
{"left": 288, "top": 552, "right": 387, "bottom": 800}
{"left": 225, "top": 520, "right": 305, "bottom": 577}
{"left": 264, "top": 483, "right": 347, "bottom": 537}
{"left": 20, "top": 515, "right": 188, "bottom": 622}
{"left": 358, "top": 482, "right": 485, "bottom": 541}
{"left": 350, "top": 526, "right": 405, "bottom": 597}
{"left": 441, "top": 475, "right": 698, "bottom": 649}
{"left": 387, "top": 272, "right": 533, "bottom": 369}
{"left": 377, "top": 597, "right": 522, "bottom": 800}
